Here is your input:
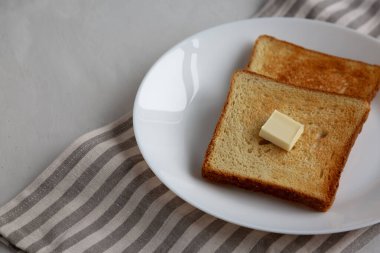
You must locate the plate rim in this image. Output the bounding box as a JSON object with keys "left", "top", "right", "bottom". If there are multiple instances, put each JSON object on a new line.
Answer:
{"left": 133, "top": 17, "right": 380, "bottom": 235}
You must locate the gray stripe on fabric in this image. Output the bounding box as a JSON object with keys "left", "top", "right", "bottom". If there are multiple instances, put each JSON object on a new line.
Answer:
{"left": 0, "top": 235, "right": 24, "bottom": 253}
{"left": 326, "top": 0, "right": 363, "bottom": 23}
{"left": 284, "top": 0, "right": 306, "bottom": 17}
{"left": 0, "top": 117, "right": 133, "bottom": 227}
{"left": 8, "top": 137, "right": 137, "bottom": 244}
{"left": 305, "top": 0, "right": 338, "bottom": 19}
{"left": 252, "top": 0, "right": 277, "bottom": 17}
{"left": 348, "top": 0, "right": 380, "bottom": 29}
{"left": 122, "top": 197, "right": 185, "bottom": 253}
{"left": 50, "top": 169, "right": 156, "bottom": 253}
{"left": 82, "top": 184, "right": 169, "bottom": 253}
{"left": 258, "top": 0, "right": 288, "bottom": 17}
{"left": 26, "top": 154, "right": 145, "bottom": 253}
{"left": 249, "top": 233, "right": 283, "bottom": 253}
{"left": 342, "top": 224, "right": 380, "bottom": 253}
{"left": 369, "top": 22, "right": 380, "bottom": 37}
{"left": 153, "top": 209, "right": 204, "bottom": 253}
{"left": 281, "top": 235, "right": 313, "bottom": 253}
{"left": 215, "top": 227, "right": 252, "bottom": 253}
{"left": 270, "top": 0, "right": 299, "bottom": 16}
{"left": 312, "top": 232, "right": 347, "bottom": 253}
{"left": 182, "top": 219, "right": 226, "bottom": 253}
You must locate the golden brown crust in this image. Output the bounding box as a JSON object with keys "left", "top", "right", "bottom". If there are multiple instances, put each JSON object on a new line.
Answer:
{"left": 249, "top": 35, "right": 380, "bottom": 70}
{"left": 322, "top": 102, "right": 370, "bottom": 209}
{"left": 241, "top": 69, "right": 372, "bottom": 103}
{"left": 203, "top": 73, "right": 237, "bottom": 172}
{"left": 247, "top": 35, "right": 263, "bottom": 73}
{"left": 248, "top": 35, "right": 380, "bottom": 101}
{"left": 202, "top": 70, "right": 370, "bottom": 212}
{"left": 326, "top": 100, "right": 370, "bottom": 199}
{"left": 202, "top": 165, "right": 329, "bottom": 211}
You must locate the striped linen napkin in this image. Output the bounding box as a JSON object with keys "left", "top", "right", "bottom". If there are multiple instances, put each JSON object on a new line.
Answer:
{"left": 1, "top": 1, "right": 380, "bottom": 252}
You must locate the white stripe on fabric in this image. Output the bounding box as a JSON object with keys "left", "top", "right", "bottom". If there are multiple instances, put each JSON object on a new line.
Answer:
{"left": 272, "top": 0, "right": 299, "bottom": 16}
{"left": 267, "top": 234, "right": 299, "bottom": 253}
{"left": 167, "top": 214, "right": 215, "bottom": 253}
{"left": 232, "top": 230, "right": 268, "bottom": 253}
{"left": 295, "top": 234, "right": 329, "bottom": 253}
{"left": 314, "top": 0, "right": 352, "bottom": 20}
{"left": 0, "top": 127, "right": 135, "bottom": 237}
{"left": 357, "top": 6, "right": 380, "bottom": 34}
{"left": 0, "top": 113, "right": 132, "bottom": 218}
{"left": 326, "top": 227, "right": 369, "bottom": 253}
{"left": 44, "top": 175, "right": 160, "bottom": 253}
{"left": 66, "top": 191, "right": 175, "bottom": 253}
{"left": 0, "top": 127, "right": 134, "bottom": 237}
{"left": 259, "top": 0, "right": 289, "bottom": 17}
{"left": 199, "top": 223, "right": 240, "bottom": 253}
{"left": 102, "top": 194, "right": 183, "bottom": 253}
{"left": 337, "top": 0, "right": 377, "bottom": 26}
{"left": 138, "top": 204, "right": 196, "bottom": 253}
{"left": 356, "top": 233, "right": 380, "bottom": 253}
{"left": 292, "top": 0, "right": 322, "bottom": 18}
{"left": 39, "top": 160, "right": 151, "bottom": 253}
{"left": 253, "top": 0, "right": 278, "bottom": 17}
{"left": 290, "top": 0, "right": 314, "bottom": 17}
{"left": 17, "top": 145, "right": 140, "bottom": 250}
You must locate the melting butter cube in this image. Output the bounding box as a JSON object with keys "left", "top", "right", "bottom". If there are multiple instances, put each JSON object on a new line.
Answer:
{"left": 259, "top": 110, "right": 304, "bottom": 151}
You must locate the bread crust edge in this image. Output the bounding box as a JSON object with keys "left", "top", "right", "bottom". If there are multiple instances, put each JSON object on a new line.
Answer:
{"left": 202, "top": 166, "right": 329, "bottom": 211}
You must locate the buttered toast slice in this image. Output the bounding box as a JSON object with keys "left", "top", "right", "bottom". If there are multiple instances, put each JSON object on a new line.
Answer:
{"left": 202, "top": 70, "right": 369, "bottom": 211}
{"left": 247, "top": 35, "right": 380, "bottom": 101}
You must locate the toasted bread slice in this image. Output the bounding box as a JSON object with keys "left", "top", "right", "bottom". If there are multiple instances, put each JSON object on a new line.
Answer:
{"left": 247, "top": 35, "right": 380, "bottom": 101}
{"left": 202, "top": 70, "right": 370, "bottom": 211}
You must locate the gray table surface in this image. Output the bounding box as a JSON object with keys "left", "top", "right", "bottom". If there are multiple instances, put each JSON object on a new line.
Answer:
{"left": 0, "top": 1, "right": 263, "bottom": 252}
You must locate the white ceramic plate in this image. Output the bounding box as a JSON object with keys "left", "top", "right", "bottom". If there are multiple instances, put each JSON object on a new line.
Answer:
{"left": 133, "top": 17, "right": 380, "bottom": 234}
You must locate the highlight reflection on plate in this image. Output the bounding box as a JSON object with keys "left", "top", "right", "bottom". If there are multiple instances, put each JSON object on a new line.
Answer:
{"left": 136, "top": 39, "right": 200, "bottom": 124}
{"left": 133, "top": 17, "right": 380, "bottom": 234}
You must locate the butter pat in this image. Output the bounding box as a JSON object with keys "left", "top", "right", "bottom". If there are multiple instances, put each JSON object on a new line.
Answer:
{"left": 259, "top": 110, "right": 304, "bottom": 151}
